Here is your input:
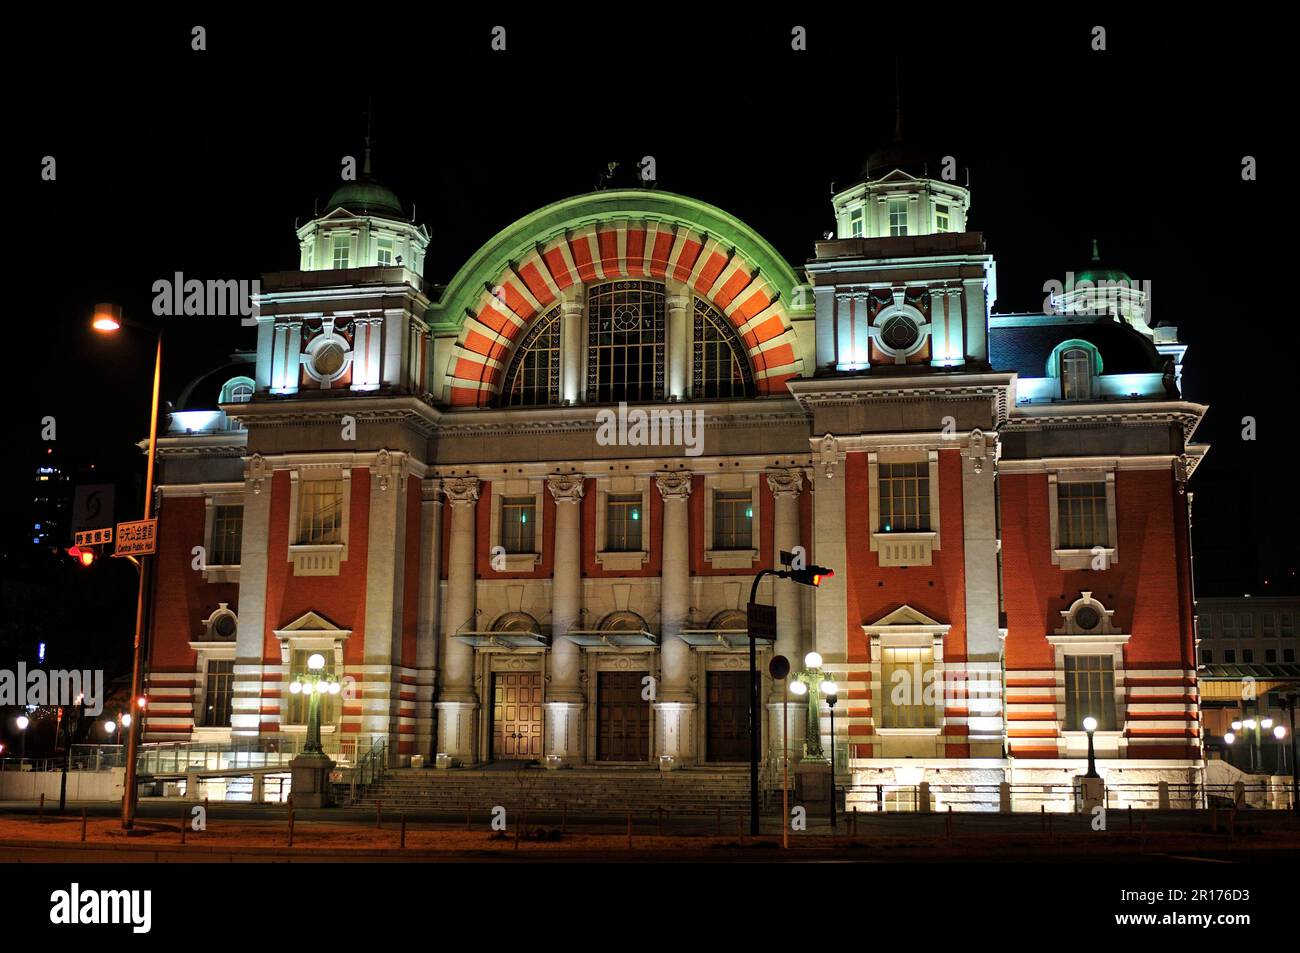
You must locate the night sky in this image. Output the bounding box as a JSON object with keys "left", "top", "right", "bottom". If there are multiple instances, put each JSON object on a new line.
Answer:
{"left": 9, "top": 12, "right": 1290, "bottom": 604}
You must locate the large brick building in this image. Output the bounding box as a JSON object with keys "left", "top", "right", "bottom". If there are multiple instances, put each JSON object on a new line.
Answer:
{"left": 142, "top": 140, "right": 1208, "bottom": 804}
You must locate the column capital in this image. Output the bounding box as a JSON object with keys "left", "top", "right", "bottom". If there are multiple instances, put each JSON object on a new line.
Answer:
{"left": 765, "top": 468, "right": 805, "bottom": 499}
{"left": 655, "top": 471, "right": 693, "bottom": 501}
{"left": 546, "top": 473, "right": 585, "bottom": 504}
{"left": 442, "top": 476, "right": 480, "bottom": 506}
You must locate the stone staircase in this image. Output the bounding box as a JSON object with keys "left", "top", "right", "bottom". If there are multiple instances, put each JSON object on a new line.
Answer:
{"left": 354, "top": 766, "right": 757, "bottom": 816}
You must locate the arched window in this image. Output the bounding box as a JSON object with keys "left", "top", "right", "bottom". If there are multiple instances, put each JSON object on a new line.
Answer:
{"left": 220, "top": 376, "right": 255, "bottom": 404}
{"left": 586, "top": 281, "right": 665, "bottom": 403}
{"left": 1060, "top": 346, "right": 1093, "bottom": 399}
{"left": 599, "top": 610, "right": 649, "bottom": 634}
{"left": 693, "top": 299, "right": 754, "bottom": 399}
{"left": 491, "top": 611, "right": 542, "bottom": 635}
{"left": 500, "top": 306, "right": 561, "bottom": 406}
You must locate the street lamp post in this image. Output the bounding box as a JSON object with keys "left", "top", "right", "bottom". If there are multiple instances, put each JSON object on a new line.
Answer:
{"left": 824, "top": 682, "right": 839, "bottom": 832}
{"left": 15, "top": 715, "right": 30, "bottom": 763}
{"left": 288, "top": 653, "right": 340, "bottom": 808}
{"left": 1281, "top": 694, "right": 1299, "bottom": 817}
{"left": 1082, "top": 716, "right": 1100, "bottom": 779}
{"left": 794, "top": 652, "right": 826, "bottom": 760}
{"left": 93, "top": 304, "right": 163, "bottom": 832}
{"left": 1274, "top": 725, "right": 1288, "bottom": 776}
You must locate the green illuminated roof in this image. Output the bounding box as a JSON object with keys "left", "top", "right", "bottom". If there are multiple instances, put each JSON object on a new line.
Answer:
{"left": 325, "top": 177, "right": 405, "bottom": 218}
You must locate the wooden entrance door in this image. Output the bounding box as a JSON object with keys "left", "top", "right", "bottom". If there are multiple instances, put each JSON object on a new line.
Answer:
{"left": 596, "top": 672, "right": 650, "bottom": 762}
{"left": 491, "top": 672, "right": 543, "bottom": 760}
{"left": 707, "top": 671, "right": 750, "bottom": 762}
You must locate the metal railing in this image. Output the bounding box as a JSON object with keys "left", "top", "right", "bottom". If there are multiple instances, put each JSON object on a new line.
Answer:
{"left": 840, "top": 780, "right": 1296, "bottom": 813}
{"left": 134, "top": 736, "right": 367, "bottom": 776}
{"left": 336, "top": 737, "right": 387, "bottom": 805}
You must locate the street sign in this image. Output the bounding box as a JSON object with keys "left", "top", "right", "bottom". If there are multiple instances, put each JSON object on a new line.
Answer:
{"left": 114, "top": 519, "right": 157, "bottom": 557}
{"left": 747, "top": 602, "right": 776, "bottom": 643}
{"left": 72, "top": 484, "right": 115, "bottom": 532}
{"left": 74, "top": 527, "right": 113, "bottom": 548}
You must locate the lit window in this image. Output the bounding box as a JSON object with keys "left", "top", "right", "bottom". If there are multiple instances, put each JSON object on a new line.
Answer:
{"left": 501, "top": 307, "right": 561, "bottom": 406}
{"left": 287, "top": 649, "right": 337, "bottom": 726}
{"left": 331, "top": 233, "right": 350, "bottom": 269}
{"left": 587, "top": 281, "right": 665, "bottom": 403}
{"left": 605, "top": 494, "right": 643, "bottom": 552}
{"left": 879, "top": 463, "right": 930, "bottom": 532}
{"left": 693, "top": 298, "right": 753, "bottom": 399}
{"left": 500, "top": 497, "right": 536, "bottom": 554}
{"left": 1057, "top": 482, "right": 1108, "bottom": 548}
{"left": 377, "top": 237, "right": 394, "bottom": 266}
{"left": 211, "top": 505, "right": 243, "bottom": 565}
{"left": 880, "top": 646, "right": 935, "bottom": 728}
{"left": 850, "top": 208, "right": 863, "bottom": 237}
{"left": 202, "top": 660, "right": 234, "bottom": 728}
{"left": 1061, "top": 347, "right": 1092, "bottom": 399}
{"left": 1064, "top": 655, "right": 1116, "bottom": 731}
{"left": 712, "top": 490, "right": 753, "bottom": 550}
{"left": 888, "top": 199, "right": 908, "bottom": 236}
{"left": 297, "top": 480, "right": 344, "bottom": 545}
{"left": 935, "top": 203, "right": 950, "bottom": 233}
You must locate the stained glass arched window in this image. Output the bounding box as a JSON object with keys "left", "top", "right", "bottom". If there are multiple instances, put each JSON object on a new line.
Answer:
{"left": 693, "top": 299, "right": 754, "bottom": 399}
{"left": 586, "top": 281, "right": 665, "bottom": 403}
{"left": 500, "top": 306, "right": 561, "bottom": 406}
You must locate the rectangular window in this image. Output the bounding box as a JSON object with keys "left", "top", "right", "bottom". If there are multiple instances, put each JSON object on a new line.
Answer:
{"left": 712, "top": 490, "right": 754, "bottom": 550}
{"left": 1262, "top": 613, "right": 1276, "bottom": 637}
{"left": 1064, "top": 655, "right": 1116, "bottom": 731}
{"left": 1242, "top": 649, "right": 1254, "bottom": 663}
{"left": 1222, "top": 613, "right": 1236, "bottom": 637}
{"left": 1285, "top": 648, "right": 1295, "bottom": 663}
{"left": 1265, "top": 648, "right": 1277, "bottom": 663}
{"left": 297, "top": 480, "right": 344, "bottom": 545}
{"left": 287, "top": 649, "right": 337, "bottom": 726}
{"left": 202, "top": 659, "right": 234, "bottom": 728}
{"left": 880, "top": 646, "right": 935, "bottom": 728}
{"left": 888, "top": 199, "right": 908, "bottom": 237}
{"left": 1283, "top": 613, "right": 1295, "bottom": 637}
{"left": 1239, "top": 613, "right": 1253, "bottom": 637}
{"left": 1057, "top": 482, "right": 1108, "bottom": 548}
{"left": 1200, "top": 649, "right": 1213, "bottom": 664}
{"left": 1224, "top": 649, "right": 1236, "bottom": 663}
{"left": 331, "top": 233, "right": 350, "bottom": 269}
{"left": 376, "top": 237, "right": 394, "bottom": 266}
{"left": 879, "top": 462, "right": 930, "bottom": 532}
{"left": 210, "top": 505, "right": 243, "bottom": 565}
{"left": 605, "top": 494, "right": 643, "bottom": 552}
{"left": 500, "top": 496, "right": 536, "bottom": 554}
{"left": 1198, "top": 614, "right": 1214, "bottom": 639}
{"left": 849, "top": 209, "right": 863, "bottom": 237}
{"left": 935, "top": 203, "right": 950, "bottom": 233}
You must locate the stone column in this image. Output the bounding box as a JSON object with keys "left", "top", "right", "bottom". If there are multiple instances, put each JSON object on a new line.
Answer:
{"left": 414, "top": 479, "right": 443, "bottom": 761}
{"left": 666, "top": 282, "right": 690, "bottom": 399}
{"left": 765, "top": 468, "right": 806, "bottom": 762}
{"left": 560, "top": 289, "right": 583, "bottom": 404}
{"left": 812, "top": 435, "right": 848, "bottom": 664}
{"left": 654, "top": 471, "right": 696, "bottom": 767}
{"left": 545, "top": 474, "right": 585, "bottom": 767}
{"left": 232, "top": 454, "right": 272, "bottom": 739}
{"left": 962, "top": 277, "right": 988, "bottom": 365}
{"left": 436, "top": 477, "right": 479, "bottom": 766}
{"left": 961, "top": 430, "right": 1004, "bottom": 758}
{"left": 362, "top": 451, "right": 408, "bottom": 760}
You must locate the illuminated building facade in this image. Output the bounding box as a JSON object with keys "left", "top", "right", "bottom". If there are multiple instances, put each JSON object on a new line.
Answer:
{"left": 142, "top": 142, "right": 1208, "bottom": 804}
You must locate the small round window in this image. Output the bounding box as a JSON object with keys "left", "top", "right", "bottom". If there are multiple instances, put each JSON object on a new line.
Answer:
{"left": 1075, "top": 606, "right": 1101, "bottom": 630}
{"left": 212, "top": 612, "right": 237, "bottom": 640}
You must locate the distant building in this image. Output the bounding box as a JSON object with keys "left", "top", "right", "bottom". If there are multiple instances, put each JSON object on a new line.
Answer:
{"left": 140, "top": 136, "right": 1210, "bottom": 805}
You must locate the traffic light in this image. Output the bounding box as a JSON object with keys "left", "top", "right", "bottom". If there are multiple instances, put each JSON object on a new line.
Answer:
{"left": 67, "top": 545, "right": 96, "bottom": 567}
{"left": 782, "top": 565, "right": 834, "bottom": 587}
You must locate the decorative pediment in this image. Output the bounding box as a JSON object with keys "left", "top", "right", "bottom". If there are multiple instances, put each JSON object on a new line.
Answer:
{"left": 1049, "top": 591, "right": 1129, "bottom": 643}
{"left": 273, "top": 610, "right": 352, "bottom": 638}
{"left": 862, "top": 604, "right": 948, "bottom": 632}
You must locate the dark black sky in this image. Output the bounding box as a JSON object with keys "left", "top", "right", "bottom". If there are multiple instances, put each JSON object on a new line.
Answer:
{"left": 10, "top": 11, "right": 1290, "bottom": 595}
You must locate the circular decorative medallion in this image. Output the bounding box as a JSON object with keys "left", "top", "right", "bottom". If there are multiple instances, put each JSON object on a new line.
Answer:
{"left": 612, "top": 304, "right": 640, "bottom": 331}
{"left": 881, "top": 314, "right": 920, "bottom": 351}
{"left": 313, "top": 341, "right": 346, "bottom": 377}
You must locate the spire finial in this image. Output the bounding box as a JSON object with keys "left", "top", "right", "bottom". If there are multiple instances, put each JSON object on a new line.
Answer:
{"left": 363, "top": 99, "right": 373, "bottom": 177}
{"left": 1091, "top": 238, "right": 1100, "bottom": 262}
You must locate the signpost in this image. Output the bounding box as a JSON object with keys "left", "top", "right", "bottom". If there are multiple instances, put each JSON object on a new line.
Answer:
{"left": 114, "top": 519, "right": 157, "bottom": 557}
{"left": 768, "top": 654, "right": 791, "bottom": 848}
{"left": 74, "top": 527, "right": 113, "bottom": 548}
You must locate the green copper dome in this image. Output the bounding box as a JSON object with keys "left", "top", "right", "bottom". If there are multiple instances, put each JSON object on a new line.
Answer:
{"left": 325, "top": 177, "right": 405, "bottom": 218}
{"left": 1077, "top": 240, "right": 1129, "bottom": 285}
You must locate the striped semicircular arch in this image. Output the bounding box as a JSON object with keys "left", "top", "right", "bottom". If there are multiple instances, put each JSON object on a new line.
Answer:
{"left": 436, "top": 190, "right": 806, "bottom": 406}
